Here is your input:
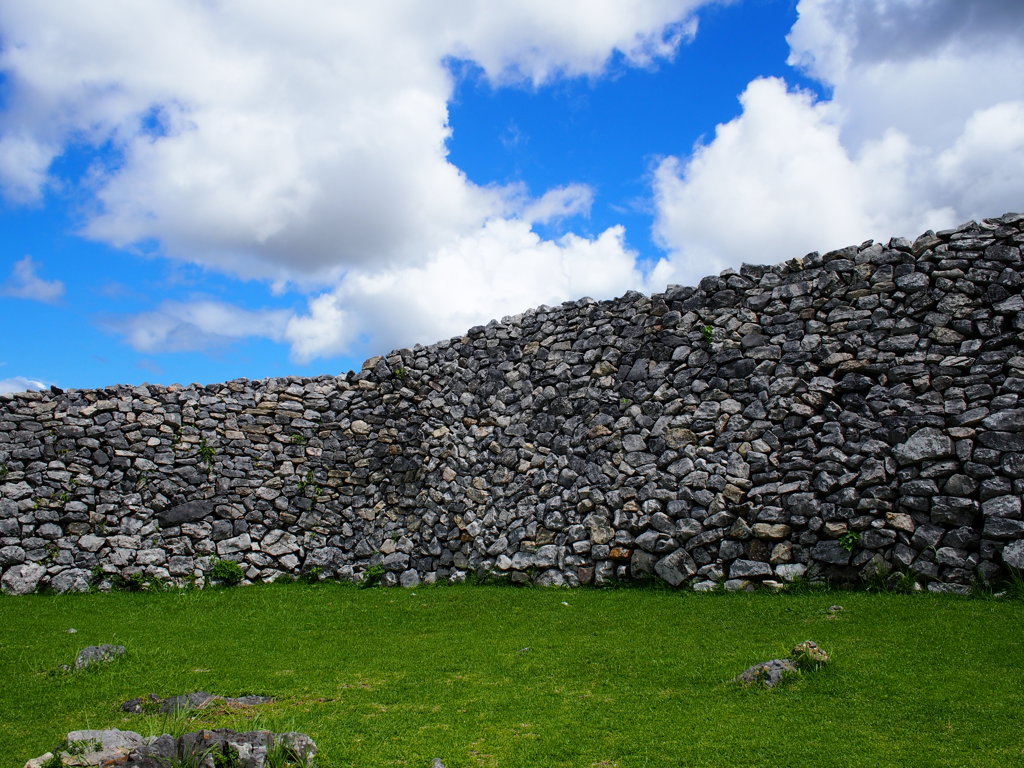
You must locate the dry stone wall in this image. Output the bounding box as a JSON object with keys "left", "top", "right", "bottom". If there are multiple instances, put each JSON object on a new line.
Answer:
{"left": 3, "top": 213, "right": 1024, "bottom": 595}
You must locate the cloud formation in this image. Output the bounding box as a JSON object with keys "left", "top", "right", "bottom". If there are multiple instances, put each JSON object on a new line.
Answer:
{"left": 653, "top": 0, "right": 1024, "bottom": 286}
{"left": 103, "top": 300, "right": 291, "bottom": 354}
{"left": 0, "top": 0, "right": 703, "bottom": 362}
{"left": 284, "top": 220, "right": 644, "bottom": 362}
{"left": 1, "top": 255, "right": 65, "bottom": 302}
{"left": 0, "top": 1, "right": 700, "bottom": 282}
{"left": 0, "top": 375, "right": 47, "bottom": 394}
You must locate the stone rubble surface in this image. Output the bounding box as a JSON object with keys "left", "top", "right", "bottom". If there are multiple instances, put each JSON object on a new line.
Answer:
{"left": 23, "top": 728, "right": 316, "bottom": 768}
{"left": 1, "top": 214, "right": 1023, "bottom": 593}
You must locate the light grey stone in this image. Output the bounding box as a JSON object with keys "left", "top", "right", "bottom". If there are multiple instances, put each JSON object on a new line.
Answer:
{"left": 261, "top": 530, "right": 301, "bottom": 556}
{"left": 1, "top": 562, "right": 45, "bottom": 595}
{"left": 894, "top": 428, "right": 954, "bottom": 464}
{"left": 654, "top": 549, "right": 696, "bottom": 587}
{"left": 216, "top": 533, "right": 252, "bottom": 556}
{"left": 74, "top": 643, "right": 126, "bottom": 669}
{"left": 775, "top": 563, "right": 807, "bottom": 582}
{"left": 1002, "top": 540, "right": 1024, "bottom": 570}
{"left": 0, "top": 545, "right": 26, "bottom": 566}
{"left": 729, "top": 559, "right": 773, "bottom": 579}
{"left": 50, "top": 568, "right": 91, "bottom": 593}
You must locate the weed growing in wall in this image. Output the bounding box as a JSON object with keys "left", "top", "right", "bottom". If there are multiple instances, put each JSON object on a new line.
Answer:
{"left": 839, "top": 531, "right": 861, "bottom": 553}
{"left": 210, "top": 558, "right": 245, "bottom": 586}
{"left": 297, "top": 469, "right": 321, "bottom": 498}
{"left": 198, "top": 438, "right": 216, "bottom": 469}
{"left": 359, "top": 564, "right": 385, "bottom": 588}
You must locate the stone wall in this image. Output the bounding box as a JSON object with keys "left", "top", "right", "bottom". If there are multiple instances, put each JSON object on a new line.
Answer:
{"left": 3, "top": 213, "right": 1024, "bottom": 595}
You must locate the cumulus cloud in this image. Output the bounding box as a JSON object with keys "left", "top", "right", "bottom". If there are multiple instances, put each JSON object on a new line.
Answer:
{"left": 285, "top": 220, "right": 644, "bottom": 363}
{"left": 653, "top": 0, "right": 1024, "bottom": 286}
{"left": 0, "top": 376, "right": 47, "bottom": 394}
{"left": 1, "top": 255, "right": 65, "bottom": 302}
{"left": 0, "top": 0, "right": 704, "bottom": 285}
{"left": 0, "top": 0, "right": 708, "bottom": 362}
{"left": 104, "top": 300, "right": 291, "bottom": 354}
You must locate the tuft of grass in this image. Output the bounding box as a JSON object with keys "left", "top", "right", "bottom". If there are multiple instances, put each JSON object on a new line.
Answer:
{"left": 0, "top": 585, "right": 1022, "bottom": 768}
{"left": 209, "top": 558, "right": 245, "bottom": 586}
{"left": 1003, "top": 570, "right": 1024, "bottom": 601}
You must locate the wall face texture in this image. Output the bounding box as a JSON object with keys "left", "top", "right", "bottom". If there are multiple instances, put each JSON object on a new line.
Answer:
{"left": 3, "top": 214, "right": 1024, "bottom": 596}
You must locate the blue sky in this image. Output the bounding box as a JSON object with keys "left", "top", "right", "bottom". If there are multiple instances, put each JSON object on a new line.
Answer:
{"left": 1, "top": 0, "right": 1022, "bottom": 393}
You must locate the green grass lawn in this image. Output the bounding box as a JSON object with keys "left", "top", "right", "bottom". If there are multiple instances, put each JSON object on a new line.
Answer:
{"left": 1, "top": 584, "right": 1021, "bottom": 768}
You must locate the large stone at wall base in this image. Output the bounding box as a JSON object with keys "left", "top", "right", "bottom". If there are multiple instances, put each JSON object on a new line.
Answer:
{"left": 157, "top": 500, "right": 215, "bottom": 527}
{"left": 1, "top": 562, "right": 45, "bottom": 595}
{"left": 775, "top": 563, "right": 807, "bottom": 582}
{"left": 303, "top": 547, "right": 343, "bottom": 574}
{"left": 1002, "top": 540, "right": 1024, "bottom": 570}
{"left": 654, "top": 549, "right": 697, "bottom": 586}
{"left": 50, "top": 569, "right": 90, "bottom": 593}
{"left": 630, "top": 549, "right": 657, "bottom": 577}
{"left": 810, "top": 541, "right": 851, "bottom": 566}
{"left": 729, "top": 559, "right": 773, "bottom": 579}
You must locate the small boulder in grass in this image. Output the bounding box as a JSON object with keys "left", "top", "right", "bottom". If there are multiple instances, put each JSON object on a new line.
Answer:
{"left": 735, "top": 658, "right": 799, "bottom": 688}
{"left": 74, "top": 644, "right": 126, "bottom": 670}
{"left": 735, "top": 641, "right": 829, "bottom": 688}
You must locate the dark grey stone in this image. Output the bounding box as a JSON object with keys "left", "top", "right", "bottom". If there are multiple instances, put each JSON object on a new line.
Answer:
{"left": 931, "top": 497, "right": 978, "bottom": 527}
{"left": 811, "top": 541, "right": 851, "bottom": 565}
{"left": 157, "top": 500, "right": 215, "bottom": 527}
{"left": 981, "top": 409, "right": 1024, "bottom": 431}
{"left": 978, "top": 431, "right": 1024, "bottom": 452}
{"left": 983, "top": 517, "right": 1024, "bottom": 539}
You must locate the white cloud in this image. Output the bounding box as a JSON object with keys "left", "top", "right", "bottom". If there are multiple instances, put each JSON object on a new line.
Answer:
{"left": 0, "top": 255, "right": 65, "bottom": 302}
{"left": 935, "top": 101, "right": 1024, "bottom": 218}
{"left": 0, "top": 0, "right": 711, "bottom": 363}
{"left": 0, "top": 376, "right": 47, "bottom": 394}
{"left": 284, "top": 220, "right": 644, "bottom": 362}
{"left": 787, "top": 0, "right": 1024, "bottom": 150}
{"left": 105, "top": 300, "right": 291, "bottom": 354}
{"left": 109, "top": 217, "right": 645, "bottom": 365}
{"left": 517, "top": 184, "right": 595, "bottom": 226}
{"left": 0, "top": 0, "right": 704, "bottom": 285}
{"left": 653, "top": 78, "right": 872, "bottom": 283}
{"left": 653, "top": 0, "right": 1024, "bottom": 285}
